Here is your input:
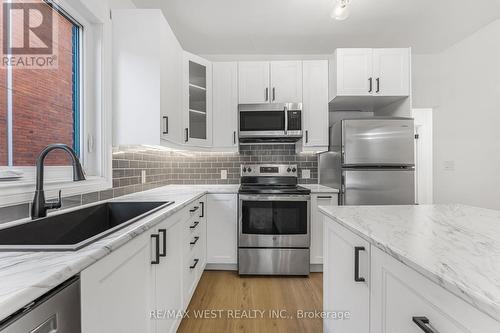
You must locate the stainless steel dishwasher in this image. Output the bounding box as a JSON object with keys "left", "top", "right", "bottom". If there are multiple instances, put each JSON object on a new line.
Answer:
{"left": 0, "top": 277, "right": 81, "bottom": 333}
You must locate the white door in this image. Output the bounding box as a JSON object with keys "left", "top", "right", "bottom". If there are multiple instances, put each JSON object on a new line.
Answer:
{"left": 212, "top": 62, "right": 238, "bottom": 149}
{"left": 336, "top": 48, "right": 373, "bottom": 96}
{"left": 238, "top": 62, "right": 270, "bottom": 104}
{"left": 155, "top": 220, "right": 183, "bottom": 333}
{"left": 324, "top": 219, "right": 370, "bottom": 333}
{"left": 270, "top": 61, "right": 303, "bottom": 103}
{"left": 183, "top": 52, "right": 213, "bottom": 146}
{"left": 310, "top": 194, "right": 337, "bottom": 265}
{"left": 81, "top": 232, "right": 155, "bottom": 333}
{"left": 302, "top": 60, "right": 329, "bottom": 148}
{"left": 372, "top": 48, "right": 410, "bottom": 96}
{"left": 413, "top": 108, "right": 433, "bottom": 204}
{"left": 207, "top": 194, "right": 238, "bottom": 264}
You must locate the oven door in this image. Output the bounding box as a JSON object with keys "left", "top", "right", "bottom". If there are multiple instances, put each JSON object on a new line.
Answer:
{"left": 239, "top": 194, "right": 310, "bottom": 248}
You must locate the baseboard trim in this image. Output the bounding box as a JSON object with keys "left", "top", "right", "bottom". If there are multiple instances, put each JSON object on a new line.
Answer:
{"left": 205, "top": 263, "right": 323, "bottom": 272}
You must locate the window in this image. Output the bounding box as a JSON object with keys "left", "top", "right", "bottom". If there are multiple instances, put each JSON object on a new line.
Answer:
{"left": 0, "top": 0, "right": 82, "bottom": 167}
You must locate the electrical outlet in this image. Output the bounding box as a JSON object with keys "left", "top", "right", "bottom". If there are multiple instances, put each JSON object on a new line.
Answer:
{"left": 302, "top": 169, "right": 311, "bottom": 179}
{"left": 141, "top": 170, "right": 146, "bottom": 184}
{"left": 221, "top": 170, "right": 227, "bottom": 180}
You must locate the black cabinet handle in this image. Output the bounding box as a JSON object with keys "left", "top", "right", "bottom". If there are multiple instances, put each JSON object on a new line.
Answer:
{"left": 190, "top": 236, "right": 200, "bottom": 245}
{"left": 162, "top": 116, "right": 168, "bottom": 134}
{"left": 305, "top": 130, "right": 309, "bottom": 143}
{"left": 376, "top": 78, "right": 380, "bottom": 93}
{"left": 368, "top": 77, "right": 373, "bottom": 93}
{"left": 354, "top": 246, "right": 366, "bottom": 282}
{"left": 199, "top": 201, "right": 204, "bottom": 218}
{"left": 317, "top": 196, "right": 333, "bottom": 199}
{"left": 190, "top": 258, "right": 200, "bottom": 269}
{"left": 265, "top": 88, "right": 269, "bottom": 101}
{"left": 158, "top": 229, "right": 166, "bottom": 257}
{"left": 189, "top": 221, "right": 200, "bottom": 229}
{"left": 190, "top": 206, "right": 199, "bottom": 213}
{"left": 413, "top": 317, "right": 439, "bottom": 333}
{"left": 272, "top": 87, "right": 276, "bottom": 101}
{"left": 184, "top": 128, "right": 189, "bottom": 142}
{"left": 233, "top": 131, "right": 236, "bottom": 145}
{"left": 151, "top": 234, "right": 160, "bottom": 265}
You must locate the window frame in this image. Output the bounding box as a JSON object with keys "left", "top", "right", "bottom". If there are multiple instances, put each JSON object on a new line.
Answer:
{"left": 0, "top": 0, "right": 113, "bottom": 207}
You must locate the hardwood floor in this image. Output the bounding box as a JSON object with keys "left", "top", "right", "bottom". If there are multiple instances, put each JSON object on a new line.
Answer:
{"left": 177, "top": 271, "right": 323, "bottom": 333}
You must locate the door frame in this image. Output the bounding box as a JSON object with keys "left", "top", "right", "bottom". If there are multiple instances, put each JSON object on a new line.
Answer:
{"left": 412, "top": 108, "right": 433, "bottom": 204}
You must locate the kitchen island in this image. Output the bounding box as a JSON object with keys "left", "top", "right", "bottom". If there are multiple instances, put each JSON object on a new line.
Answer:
{"left": 319, "top": 204, "right": 500, "bottom": 333}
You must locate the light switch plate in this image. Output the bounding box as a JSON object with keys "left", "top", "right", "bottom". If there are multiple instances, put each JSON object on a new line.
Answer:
{"left": 302, "top": 169, "right": 311, "bottom": 179}
{"left": 221, "top": 170, "right": 227, "bottom": 180}
{"left": 141, "top": 170, "right": 146, "bottom": 184}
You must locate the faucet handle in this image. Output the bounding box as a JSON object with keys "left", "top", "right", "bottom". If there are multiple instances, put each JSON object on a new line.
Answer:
{"left": 46, "top": 190, "right": 62, "bottom": 210}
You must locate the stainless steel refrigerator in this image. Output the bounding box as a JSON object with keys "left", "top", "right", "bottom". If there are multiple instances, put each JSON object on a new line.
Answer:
{"left": 319, "top": 118, "right": 415, "bottom": 205}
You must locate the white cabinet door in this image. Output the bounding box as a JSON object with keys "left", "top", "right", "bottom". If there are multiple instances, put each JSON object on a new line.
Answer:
{"left": 183, "top": 52, "right": 213, "bottom": 146}
{"left": 207, "top": 194, "right": 238, "bottom": 264}
{"left": 335, "top": 48, "right": 373, "bottom": 97}
{"left": 310, "top": 193, "right": 337, "bottom": 265}
{"left": 212, "top": 62, "right": 238, "bottom": 150}
{"left": 81, "top": 232, "right": 155, "bottom": 333}
{"left": 372, "top": 48, "right": 410, "bottom": 96}
{"left": 238, "top": 62, "right": 270, "bottom": 104}
{"left": 324, "top": 218, "right": 370, "bottom": 333}
{"left": 370, "top": 246, "right": 500, "bottom": 333}
{"left": 302, "top": 60, "right": 329, "bottom": 149}
{"left": 154, "top": 218, "right": 183, "bottom": 333}
{"left": 270, "top": 61, "right": 303, "bottom": 103}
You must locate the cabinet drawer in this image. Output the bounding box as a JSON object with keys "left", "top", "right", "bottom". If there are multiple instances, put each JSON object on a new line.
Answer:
{"left": 182, "top": 245, "right": 203, "bottom": 305}
{"left": 370, "top": 246, "right": 500, "bottom": 333}
{"left": 184, "top": 231, "right": 202, "bottom": 258}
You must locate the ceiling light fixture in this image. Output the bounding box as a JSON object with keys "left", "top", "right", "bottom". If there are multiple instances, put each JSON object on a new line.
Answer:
{"left": 331, "top": 0, "right": 351, "bottom": 21}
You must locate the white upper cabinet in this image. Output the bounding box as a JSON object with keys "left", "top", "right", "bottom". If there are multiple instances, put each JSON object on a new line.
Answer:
{"left": 183, "top": 52, "right": 213, "bottom": 146}
{"left": 270, "top": 61, "right": 303, "bottom": 103}
{"left": 301, "top": 60, "right": 329, "bottom": 150}
{"left": 238, "top": 62, "right": 270, "bottom": 104}
{"left": 212, "top": 62, "right": 238, "bottom": 150}
{"left": 330, "top": 48, "right": 410, "bottom": 101}
{"left": 372, "top": 48, "right": 410, "bottom": 96}
{"left": 238, "top": 61, "right": 303, "bottom": 104}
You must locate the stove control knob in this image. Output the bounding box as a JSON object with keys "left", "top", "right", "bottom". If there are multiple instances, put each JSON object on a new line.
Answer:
{"left": 287, "top": 168, "right": 292, "bottom": 173}
{"left": 292, "top": 168, "right": 297, "bottom": 173}
{"left": 242, "top": 167, "right": 247, "bottom": 173}
{"left": 247, "top": 167, "right": 252, "bottom": 172}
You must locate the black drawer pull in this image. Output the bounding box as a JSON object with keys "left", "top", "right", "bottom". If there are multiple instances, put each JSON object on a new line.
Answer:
{"left": 151, "top": 234, "right": 160, "bottom": 265}
{"left": 190, "top": 206, "right": 199, "bottom": 213}
{"left": 354, "top": 246, "right": 366, "bottom": 282}
{"left": 413, "top": 317, "right": 439, "bottom": 333}
{"left": 317, "top": 196, "right": 333, "bottom": 199}
{"left": 190, "top": 258, "right": 200, "bottom": 269}
{"left": 199, "top": 201, "right": 205, "bottom": 218}
{"left": 158, "top": 229, "right": 166, "bottom": 257}
{"left": 190, "top": 221, "right": 200, "bottom": 229}
{"left": 190, "top": 236, "right": 200, "bottom": 245}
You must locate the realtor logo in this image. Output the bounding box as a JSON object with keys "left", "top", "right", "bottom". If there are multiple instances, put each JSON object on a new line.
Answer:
{"left": 1, "top": 0, "right": 58, "bottom": 68}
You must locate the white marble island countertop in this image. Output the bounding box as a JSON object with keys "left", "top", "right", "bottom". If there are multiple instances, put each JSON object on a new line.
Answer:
{"left": 0, "top": 184, "right": 239, "bottom": 322}
{"left": 319, "top": 204, "right": 500, "bottom": 322}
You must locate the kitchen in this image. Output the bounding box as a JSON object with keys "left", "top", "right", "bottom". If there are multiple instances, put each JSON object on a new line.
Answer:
{"left": 0, "top": 0, "right": 499, "bottom": 332}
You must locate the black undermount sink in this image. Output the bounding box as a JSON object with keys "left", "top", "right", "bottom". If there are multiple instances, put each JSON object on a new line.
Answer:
{"left": 0, "top": 201, "right": 173, "bottom": 251}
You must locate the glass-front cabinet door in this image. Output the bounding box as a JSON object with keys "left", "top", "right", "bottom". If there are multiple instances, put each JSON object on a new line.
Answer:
{"left": 183, "top": 52, "right": 212, "bottom": 146}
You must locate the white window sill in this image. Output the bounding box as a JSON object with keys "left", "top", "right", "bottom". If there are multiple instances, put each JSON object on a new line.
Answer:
{"left": 0, "top": 176, "right": 112, "bottom": 207}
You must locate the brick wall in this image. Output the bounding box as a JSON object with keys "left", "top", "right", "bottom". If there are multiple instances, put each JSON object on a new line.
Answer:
{"left": 1, "top": 1, "right": 75, "bottom": 166}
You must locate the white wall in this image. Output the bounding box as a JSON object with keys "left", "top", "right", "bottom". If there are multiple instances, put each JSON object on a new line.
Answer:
{"left": 413, "top": 18, "right": 500, "bottom": 210}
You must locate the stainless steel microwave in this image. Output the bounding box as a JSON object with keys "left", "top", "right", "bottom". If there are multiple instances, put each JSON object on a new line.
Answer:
{"left": 238, "top": 103, "right": 302, "bottom": 143}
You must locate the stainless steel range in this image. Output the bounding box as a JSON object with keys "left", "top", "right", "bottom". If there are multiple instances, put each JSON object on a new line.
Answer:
{"left": 238, "top": 164, "right": 311, "bottom": 276}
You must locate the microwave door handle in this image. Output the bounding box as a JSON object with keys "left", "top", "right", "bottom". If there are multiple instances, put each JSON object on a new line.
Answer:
{"left": 284, "top": 106, "right": 288, "bottom": 135}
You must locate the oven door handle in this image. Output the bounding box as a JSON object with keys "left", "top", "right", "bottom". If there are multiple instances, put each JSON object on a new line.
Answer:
{"left": 239, "top": 195, "right": 311, "bottom": 201}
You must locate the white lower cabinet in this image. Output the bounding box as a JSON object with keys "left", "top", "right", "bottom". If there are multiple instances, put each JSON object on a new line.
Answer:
{"left": 323, "top": 216, "right": 500, "bottom": 333}
{"left": 206, "top": 194, "right": 238, "bottom": 265}
{"left": 324, "top": 219, "right": 370, "bottom": 333}
{"left": 81, "top": 197, "right": 208, "bottom": 333}
{"left": 310, "top": 193, "right": 338, "bottom": 265}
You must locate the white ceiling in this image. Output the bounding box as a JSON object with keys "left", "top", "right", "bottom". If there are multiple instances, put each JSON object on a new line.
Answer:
{"left": 131, "top": 0, "right": 500, "bottom": 55}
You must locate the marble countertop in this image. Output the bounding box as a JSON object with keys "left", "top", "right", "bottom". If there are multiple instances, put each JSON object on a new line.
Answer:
{"left": 0, "top": 184, "right": 238, "bottom": 322}
{"left": 319, "top": 204, "right": 500, "bottom": 322}
{"left": 300, "top": 184, "right": 339, "bottom": 193}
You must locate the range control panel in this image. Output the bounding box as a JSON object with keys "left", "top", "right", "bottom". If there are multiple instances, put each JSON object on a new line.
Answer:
{"left": 240, "top": 164, "right": 298, "bottom": 177}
